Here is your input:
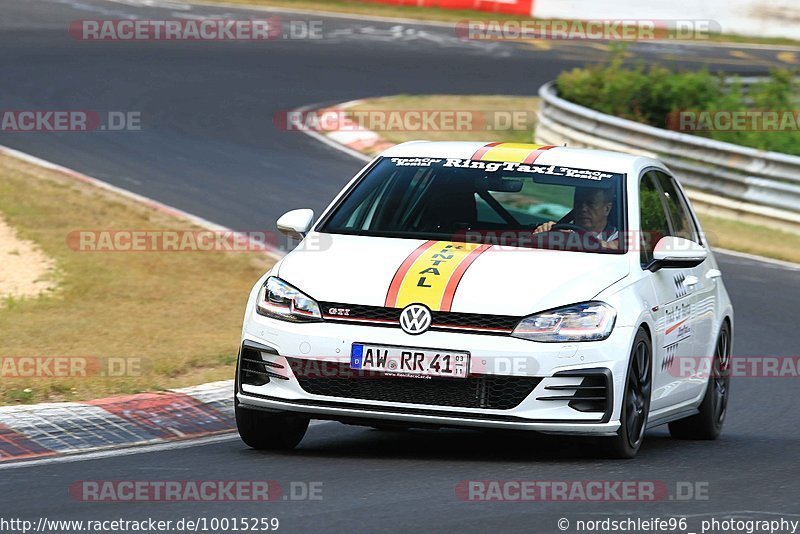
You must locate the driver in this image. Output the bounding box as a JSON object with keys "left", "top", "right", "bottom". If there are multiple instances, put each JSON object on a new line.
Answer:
{"left": 533, "top": 186, "right": 619, "bottom": 249}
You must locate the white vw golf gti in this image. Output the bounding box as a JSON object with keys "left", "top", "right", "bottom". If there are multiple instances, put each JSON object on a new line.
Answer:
{"left": 235, "top": 142, "right": 733, "bottom": 458}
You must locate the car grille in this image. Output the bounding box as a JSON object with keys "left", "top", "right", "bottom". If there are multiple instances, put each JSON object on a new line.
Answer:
{"left": 319, "top": 302, "right": 520, "bottom": 335}
{"left": 286, "top": 358, "right": 541, "bottom": 410}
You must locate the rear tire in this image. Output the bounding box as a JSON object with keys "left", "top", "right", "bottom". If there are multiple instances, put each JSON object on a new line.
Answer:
{"left": 669, "top": 322, "right": 731, "bottom": 440}
{"left": 601, "top": 329, "right": 652, "bottom": 459}
{"left": 235, "top": 401, "right": 309, "bottom": 450}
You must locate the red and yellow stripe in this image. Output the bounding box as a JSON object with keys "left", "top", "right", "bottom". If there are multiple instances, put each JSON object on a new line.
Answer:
{"left": 471, "top": 142, "right": 556, "bottom": 164}
{"left": 385, "top": 241, "right": 491, "bottom": 311}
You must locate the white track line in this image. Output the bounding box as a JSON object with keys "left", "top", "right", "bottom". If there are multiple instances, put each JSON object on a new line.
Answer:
{"left": 0, "top": 144, "right": 284, "bottom": 260}
{"left": 293, "top": 103, "right": 372, "bottom": 163}
{"left": 0, "top": 433, "right": 239, "bottom": 470}
{"left": 715, "top": 248, "right": 800, "bottom": 270}
{"left": 0, "top": 421, "right": 333, "bottom": 470}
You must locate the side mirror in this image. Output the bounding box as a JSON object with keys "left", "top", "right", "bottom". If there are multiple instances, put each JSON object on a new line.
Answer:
{"left": 646, "top": 236, "right": 707, "bottom": 272}
{"left": 276, "top": 209, "right": 314, "bottom": 240}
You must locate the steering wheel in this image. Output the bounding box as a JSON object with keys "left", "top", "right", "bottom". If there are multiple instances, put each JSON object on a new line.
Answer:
{"left": 551, "top": 222, "right": 586, "bottom": 232}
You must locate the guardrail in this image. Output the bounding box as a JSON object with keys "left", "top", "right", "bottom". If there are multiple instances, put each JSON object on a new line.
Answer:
{"left": 535, "top": 81, "right": 800, "bottom": 232}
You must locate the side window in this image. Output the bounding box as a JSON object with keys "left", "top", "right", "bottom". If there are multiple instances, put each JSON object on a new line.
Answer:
{"left": 639, "top": 173, "right": 671, "bottom": 265}
{"left": 650, "top": 171, "right": 699, "bottom": 243}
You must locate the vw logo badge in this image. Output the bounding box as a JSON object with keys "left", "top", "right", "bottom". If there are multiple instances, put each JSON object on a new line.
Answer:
{"left": 399, "top": 304, "right": 432, "bottom": 335}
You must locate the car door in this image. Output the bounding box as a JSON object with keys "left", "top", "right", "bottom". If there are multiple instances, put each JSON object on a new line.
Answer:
{"left": 639, "top": 171, "right": 698, "bottom": 410}
{"left": 651, "top": 170, "right": 718, "bottom": 400}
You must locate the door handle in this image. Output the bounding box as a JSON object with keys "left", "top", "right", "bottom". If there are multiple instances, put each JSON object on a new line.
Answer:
{"left": 706, "top": 269, "right": 722, "bottom": 280}
{"left": 683, "top": 275, "right": 699, "bottom": 287}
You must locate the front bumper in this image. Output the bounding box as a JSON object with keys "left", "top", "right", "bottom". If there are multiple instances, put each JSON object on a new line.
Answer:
{"left": 236, "top": 313, "right": 635, "bottom": 435}
{"left": 238, "top": 394, "right": 621, "bottom": 435}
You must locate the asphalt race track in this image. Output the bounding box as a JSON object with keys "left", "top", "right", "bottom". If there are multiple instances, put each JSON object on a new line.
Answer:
{"left": 1, "top": 0, "right": 799, "bottom": 532}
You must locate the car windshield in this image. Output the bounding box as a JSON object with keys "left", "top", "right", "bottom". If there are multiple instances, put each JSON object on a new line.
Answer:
{"left": 320, "top": 156, "right": 626, "bottom": 253}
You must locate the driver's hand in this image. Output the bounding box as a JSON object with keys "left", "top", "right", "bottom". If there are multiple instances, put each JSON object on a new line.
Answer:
{"left": 533, "top": 221, "right": 556, "bottom": 233}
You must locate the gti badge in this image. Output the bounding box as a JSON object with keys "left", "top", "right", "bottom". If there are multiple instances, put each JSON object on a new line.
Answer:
{"left": 399, "top": 304, "right": 432, "bottom": 335}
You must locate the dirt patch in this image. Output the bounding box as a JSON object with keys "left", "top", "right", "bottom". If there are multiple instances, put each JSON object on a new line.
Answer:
{"left": 0, "top": 216, "right": 55, "bottom": 303}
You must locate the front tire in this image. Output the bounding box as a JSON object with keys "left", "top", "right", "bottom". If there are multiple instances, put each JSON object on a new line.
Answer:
{"left": 669, "top": 322, "right": 731, "bottom": 440}
{"left": 235, "top": 401, "right": 309, "bottom": 450}
{"left": 601, "top": 328, "right": 652, "bottom": 459}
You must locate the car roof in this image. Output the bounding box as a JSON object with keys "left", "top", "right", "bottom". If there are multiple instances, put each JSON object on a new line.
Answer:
{"left": 379, "top": 141, "right": 658, "bottom": 175}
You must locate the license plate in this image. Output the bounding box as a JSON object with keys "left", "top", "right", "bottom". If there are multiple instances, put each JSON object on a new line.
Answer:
{"left": 350, "top": 343, "right": 469, "bottom": 378}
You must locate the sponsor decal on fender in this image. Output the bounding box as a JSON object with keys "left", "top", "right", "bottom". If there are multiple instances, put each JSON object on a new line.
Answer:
{"left": 385, "top": 241, "right": 491, "bottom": 311}
{"left": 661, "top": 301, "right": 692, "bottom": 368}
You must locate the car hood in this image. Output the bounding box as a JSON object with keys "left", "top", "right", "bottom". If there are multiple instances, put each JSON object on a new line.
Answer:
{"left": 277, "top": 233, "right": 630, "bottom": 316}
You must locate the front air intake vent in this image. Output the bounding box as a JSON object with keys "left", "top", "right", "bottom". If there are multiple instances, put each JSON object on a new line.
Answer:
{"left": 238, "top": 341, "right": 288, "bottom": 387}
{"left": 536, "top": 368, "right": 613, "bottom": 422}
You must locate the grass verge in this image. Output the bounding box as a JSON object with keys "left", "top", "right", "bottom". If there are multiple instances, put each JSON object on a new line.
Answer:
{"left": 0, "top": 154, "right": 271, "bottom": 404}
{"left": 343, "top": 94, "right": 800, "bottom": 263}
{"left": 698, "top": 213, "right": 800, "bottom": 264}
{"left": 189, "top": 0, "right": 800, "bottom": 47}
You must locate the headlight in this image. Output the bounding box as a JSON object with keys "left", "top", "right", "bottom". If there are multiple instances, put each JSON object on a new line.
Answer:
{"left": 256, "top": 277, "right": 321, "bottom": 322}
{"left": 511, "top": 302, "right": 616, "bottom": 342}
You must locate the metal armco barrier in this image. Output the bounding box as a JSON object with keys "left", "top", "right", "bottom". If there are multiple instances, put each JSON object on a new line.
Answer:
{"left": 535, "top": 82, "right": 800, "bottom": 230}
